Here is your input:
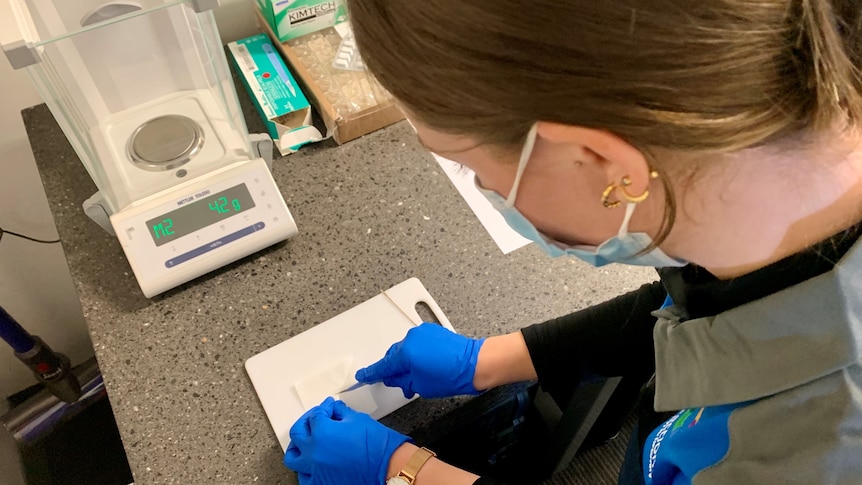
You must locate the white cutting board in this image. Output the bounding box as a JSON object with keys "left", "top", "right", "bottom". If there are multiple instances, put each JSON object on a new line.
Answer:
{"left": 245, "top": 278, "right": 455, "bottom": 451}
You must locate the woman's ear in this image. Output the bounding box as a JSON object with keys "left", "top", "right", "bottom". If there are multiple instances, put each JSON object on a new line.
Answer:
{"left": 536, "top": 122, "right": 651, "bottom": 195}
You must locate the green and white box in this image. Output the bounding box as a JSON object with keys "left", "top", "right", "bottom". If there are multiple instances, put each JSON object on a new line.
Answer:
{"left": 228, "top": 34, "right": 322, "bottom": 155}
{"left": 257, "top": 0, "right": 348, "bottom": 42}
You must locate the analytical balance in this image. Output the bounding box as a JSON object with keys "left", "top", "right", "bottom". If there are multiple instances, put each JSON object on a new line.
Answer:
{"left": 2, "top": 0, "right": 299, "bottom": 297}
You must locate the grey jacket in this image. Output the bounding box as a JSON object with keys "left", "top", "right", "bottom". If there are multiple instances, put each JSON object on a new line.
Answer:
{"left": 649, "top": 238, "right": 862, "bottom": 484}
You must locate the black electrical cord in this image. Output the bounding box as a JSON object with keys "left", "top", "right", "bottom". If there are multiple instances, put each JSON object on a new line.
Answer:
{"left": 0, "top": 226, "right": 61, "bottom": 244}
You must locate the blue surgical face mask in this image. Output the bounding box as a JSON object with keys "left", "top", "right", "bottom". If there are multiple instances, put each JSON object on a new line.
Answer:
{"left": 475, "top": 124, "right": 686, "bottom": 268}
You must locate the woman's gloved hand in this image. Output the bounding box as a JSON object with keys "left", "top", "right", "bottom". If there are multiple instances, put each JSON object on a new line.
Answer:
{"left": 355, "top": 323, "right": 486, "bottom": 398}
{"left": 283, "top": 397, "right": 411, "bottom": 485}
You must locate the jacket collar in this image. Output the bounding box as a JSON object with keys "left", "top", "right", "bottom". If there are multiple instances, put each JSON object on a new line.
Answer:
{"left": 653, "top": 237, "right": 862, "bottom": 411}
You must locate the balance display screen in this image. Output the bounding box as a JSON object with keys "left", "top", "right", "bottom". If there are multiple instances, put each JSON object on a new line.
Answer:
{"left": 147, "top": 184, "right": 256, "bottom": 246}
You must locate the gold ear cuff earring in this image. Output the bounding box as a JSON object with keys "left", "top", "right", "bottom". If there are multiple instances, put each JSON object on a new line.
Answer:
{"left": 602, "top": 171, "right": 659, "bottom": 209}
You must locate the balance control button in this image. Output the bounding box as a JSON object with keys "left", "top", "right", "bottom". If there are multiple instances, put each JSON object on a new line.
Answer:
{"left": 165, "top": 222, "right": 266, "bottom": 268}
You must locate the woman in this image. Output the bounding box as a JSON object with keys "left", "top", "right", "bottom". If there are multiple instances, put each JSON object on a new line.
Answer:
{"left": 283, "top": 1, "right": 862, "bottom": 484}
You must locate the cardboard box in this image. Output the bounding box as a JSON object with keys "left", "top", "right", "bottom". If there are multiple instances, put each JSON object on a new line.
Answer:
{"left": 256, "top": 10, "right": 405, "bottom": 145}
{"left": 257, "top": 0, "right": 348, "bottom": 42}
{"left": 228, "top": 34, "right": 323, "bottom": 155}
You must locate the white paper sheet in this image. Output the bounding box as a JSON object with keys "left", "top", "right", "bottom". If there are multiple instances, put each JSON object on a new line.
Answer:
{"left": 293, "top": 358, "right": 382, "bottom": 416}
{"left": 433, "top": 154, "right": 531, "bottom": 254}
{"left": 293, "top": 356, "right": 354, "bottom": 409}
{"left": 336, "top": 385, "right": 381, "bottom": 415}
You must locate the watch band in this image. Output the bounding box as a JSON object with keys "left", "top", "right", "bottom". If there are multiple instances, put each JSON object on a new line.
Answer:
{"left": 397, "top": 447, "right": 436, "bottom": 484}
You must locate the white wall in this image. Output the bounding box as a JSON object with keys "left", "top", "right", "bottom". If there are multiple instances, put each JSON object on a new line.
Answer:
{"left": 0, "top": 0, "right": 259, "bottom": 400}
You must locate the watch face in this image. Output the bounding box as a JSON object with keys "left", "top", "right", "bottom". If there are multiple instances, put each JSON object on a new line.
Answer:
{"left": 386, "top": 478, "right": 410, "bottom": 485}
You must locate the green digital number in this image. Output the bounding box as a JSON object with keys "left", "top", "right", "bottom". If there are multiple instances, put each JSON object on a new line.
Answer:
{"left": 152, "top": 218, "right": 175, "bottom": 240}
{"left": 209, "top": 197, "right": 230, "bottom": 214}
{"left": 232, "top": 199, "right": 241, "bottom": 211}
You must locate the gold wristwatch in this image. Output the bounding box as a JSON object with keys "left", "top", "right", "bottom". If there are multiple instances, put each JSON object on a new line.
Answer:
{"left": 386, "top": 447, "right": 436, "bottom": 485}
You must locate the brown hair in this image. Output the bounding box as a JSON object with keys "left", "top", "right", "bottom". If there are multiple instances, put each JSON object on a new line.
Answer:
{"left": 347, "top": 0, "right": 862, "bottom": 243}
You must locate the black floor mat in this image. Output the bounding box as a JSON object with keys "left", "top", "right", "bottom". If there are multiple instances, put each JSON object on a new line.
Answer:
{"left": 13, "top": 395, "right": 133, "bottom": 485}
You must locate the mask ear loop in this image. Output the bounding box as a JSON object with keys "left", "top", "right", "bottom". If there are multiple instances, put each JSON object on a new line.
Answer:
{"left": 611, "top": 171, "right": 659, "bottom": 237}
{"left": 505, "top": 124, "right": 539, "bottom": 208}
{"left": 618, "top": 203, "right": 637, "bottom": 238}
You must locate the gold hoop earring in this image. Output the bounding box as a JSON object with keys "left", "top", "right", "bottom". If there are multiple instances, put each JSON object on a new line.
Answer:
{"left": 621, "top": 171, "right": 658, "bottom": 204}
{"left": 602, "top": 171, "right": 659, "bottom": 208}
{"left": 602, "top": 183, "right": 622, "bottom": 209}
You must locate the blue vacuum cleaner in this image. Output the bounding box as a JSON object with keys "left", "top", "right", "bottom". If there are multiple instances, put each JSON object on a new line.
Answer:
{"left": 0, "top": 304, "right": 81, "bottom": 404}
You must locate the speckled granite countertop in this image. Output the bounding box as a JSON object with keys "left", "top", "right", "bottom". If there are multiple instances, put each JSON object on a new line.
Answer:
{"left": 23, "top": 87, "right": 654, "bottom": 483}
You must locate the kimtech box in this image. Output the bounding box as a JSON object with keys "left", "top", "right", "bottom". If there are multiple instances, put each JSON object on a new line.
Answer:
{"left": 228, "top": 34, "right": 323, "bottom": 155}
{"left": 257, "top": 0, "right": 348, "bottom": 42}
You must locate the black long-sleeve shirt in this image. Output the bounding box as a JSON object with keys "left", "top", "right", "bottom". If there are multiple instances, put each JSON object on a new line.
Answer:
{"left": 471, "top": 282, "right": 667, "bottom": 485}
{"left": 521, "top": 281, "right": 667, "bottom": 397}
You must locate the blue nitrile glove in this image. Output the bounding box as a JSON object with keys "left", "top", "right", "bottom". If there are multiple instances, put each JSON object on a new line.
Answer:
{"left": 355, "top": 322, "right": 485, "bottom": 399}
{"left": 283, "top": 397, "right": 411, "bottom": 485}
